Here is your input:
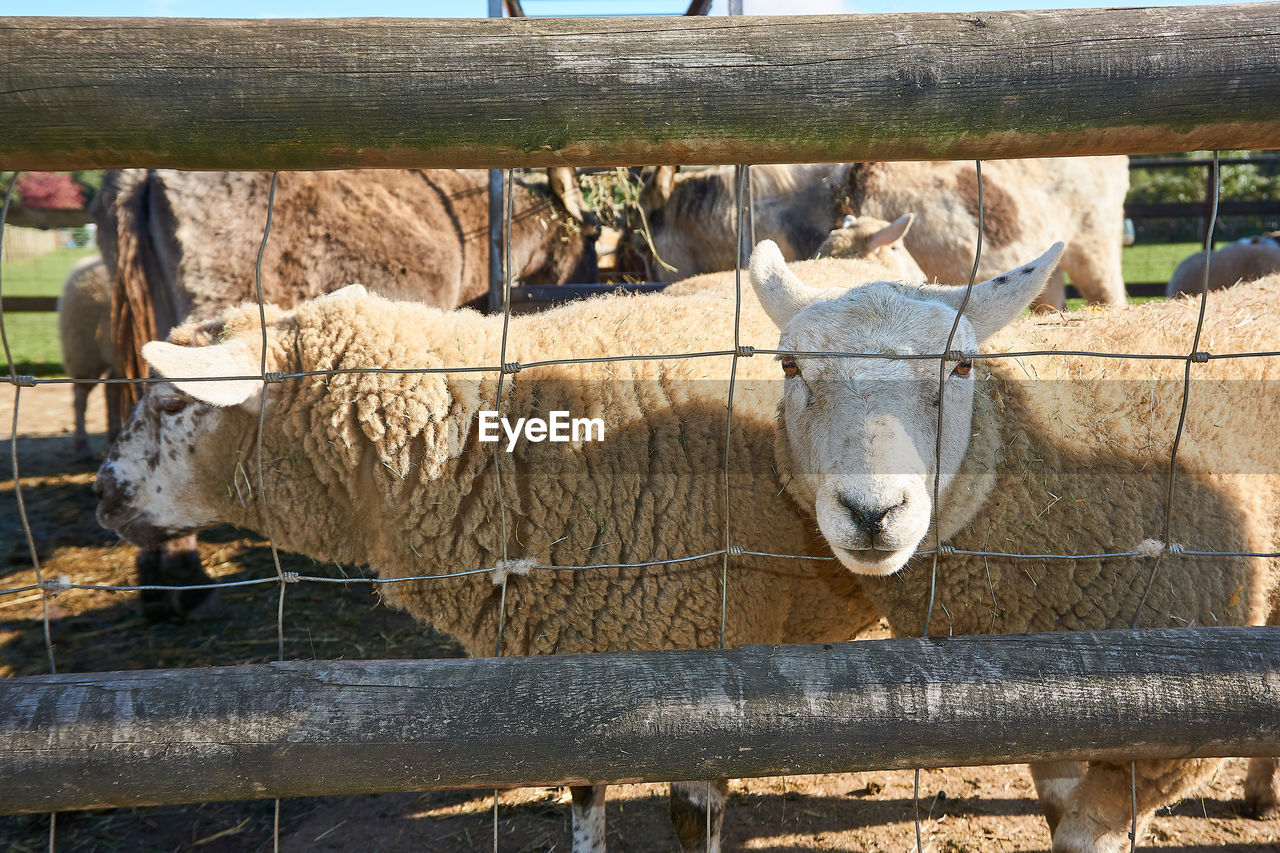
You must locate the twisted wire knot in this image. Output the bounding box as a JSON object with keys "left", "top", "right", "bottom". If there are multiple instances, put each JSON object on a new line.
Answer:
{"left": 281, "top": 572, "right": 301, "bottom": 583}
{"left": 490, "top": 557, "right": 537, "bottom": 586}
{"left": 943, "top": 350, "right": 966, "bottom": 363}
{"left": 726, "top": 545, "right": 745, "bottom": 557}
{"left": 263, "top": 372, "right": 288, "bottom": 384}
{"left": 11, "top": 375, "right": 37, "bottom": 388}
{"left": 1190, "top": 351, "right": 1210, "bottom": 364}
{"left": 735, "top": 345, "right": 756, "bottom": 358}
{"left": 937, "top": 543, "right": 956, "bottom": 556}
{"left": 502, "top": 362, "right": 523, "bottom": 375}
{"left": 1167, "top": 543, "right": 1186, "bottom": 555}
{"left": 39, "top": 576, "right": 71, "bottom": 592}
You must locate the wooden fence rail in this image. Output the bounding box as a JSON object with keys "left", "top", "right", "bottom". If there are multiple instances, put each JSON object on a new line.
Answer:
{"left": 3, "top": 628, "right": 1277, "bottom": 815}
{"left": 3, "top": 4, "right": 1280, "bottom": 171}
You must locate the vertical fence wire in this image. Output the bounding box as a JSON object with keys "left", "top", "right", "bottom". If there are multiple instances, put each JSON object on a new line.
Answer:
{"left": 1126, "top": 151, "right": 1222, "bottom": 853}
{"left": 915, "top": 159, "right": 986, "bottom": 853}
{"left": 0, "top": 171, "right": 59, "bottom": 853}
{"left": 490, "top": 167, "right": 518, "bottom": 853}
{"left": 247, "top": 170, "right": 287, "bottom": 853}
{"left": 1134, "top": 152, "right": 1222, "bottom": 631}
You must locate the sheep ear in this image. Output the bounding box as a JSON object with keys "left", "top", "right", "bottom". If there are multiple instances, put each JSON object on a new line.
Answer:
{"left": 640, "top": 165, "right": 676, "bottom": 212}
{"left": 750, "top": 240, "right": 824, "bottom": 328}
{"left": 142, "top": 338, "right": 265, "bottom": 408}
{"left": 318, "top": 283, "right": 368, "bottom": 302}
{"left": 866, "top": 213, "right": 913, "bottom": 251}
{"left": 935, "top": 242, "right": 1065, "bottom": 341}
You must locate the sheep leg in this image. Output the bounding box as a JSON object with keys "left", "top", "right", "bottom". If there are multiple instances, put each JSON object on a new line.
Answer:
{"left": 1050, "top": 758, "right": 1218, "bottom": 853}
{"left": 668, "top": 779, "right": 728, "bottom": 853}
{"left": 570, "top": 784, "right": 607, "bottom": 853}
{"left": 136, "top": 534, "right": 218, "bottom": 620}
{"left": 1244, "top": 756, "right": 1278, "bottom": 819}
{"left": 1062, "top": 233, "right": 1126, "bottom": 307}
{"left": 1029, "top": 760, "right": 1087, "bottom": 835}
{"left": 105, "top": 379, "right": 123, "bottom": 444}
{"left": 72, "top": 382, "right": 94, "bottom": 462}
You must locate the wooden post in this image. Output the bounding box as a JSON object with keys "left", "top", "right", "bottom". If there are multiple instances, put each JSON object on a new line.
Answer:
{"left": 2, "top": 6, "right": 1279, "bottom": 171}
{"left": 2, "top": 628, "right": 1277, "bottom": 815}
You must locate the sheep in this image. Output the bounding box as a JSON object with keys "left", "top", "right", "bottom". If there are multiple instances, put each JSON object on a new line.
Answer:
{"left": 56, "top": 255, "right": 122, "bottom": 461}
{"left": 1166, "top": 238, "right": 1280, "bottom": 297}
{"left": 92, "top": 167, "right": 600, "bottom": 617}
{"left": 746, "top": 238, "right": 1279, "bottom": 851}
{"left": 1237, "top": 230, "right": 1280, "bottom": 249}
{"left": 623, "top": 158, "right": 1129, "bottom": 309}
{"left": 93, "top": 282, "right": 884, "bottom": 853}
{"left": 812, "top": 213, "right": 926, "bottom": 281}
{"left": 662, "top": 214, "right": 924, "bottom": 301}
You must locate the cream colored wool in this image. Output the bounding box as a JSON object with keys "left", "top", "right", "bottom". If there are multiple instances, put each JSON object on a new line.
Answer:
{"left": 665, "top": 254, "right": 918, "bottom": 300}
{"left": 763, "top": 269, "right": 1280, "bottom": 850}
{"left": 830, "top": 281, "right": 1280, "bottom": 636}
{"left": 58, "top": 256, "right": 115, "bottom": 382}
{"left": 150, "top": 285, "right": 881, "bottom": 658}
{"left": 57, "top": 255, "right": 121, "bottom": 457}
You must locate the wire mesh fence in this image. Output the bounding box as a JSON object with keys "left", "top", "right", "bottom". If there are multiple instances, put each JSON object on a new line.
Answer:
{"left": 1, "top": 149, "right": 1275, "bottom": 853}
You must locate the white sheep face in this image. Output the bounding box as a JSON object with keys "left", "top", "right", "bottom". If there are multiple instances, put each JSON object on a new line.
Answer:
{"left": 776, "top": 292, "right": 979, "bottom": 575}
{"left": 96, "top": 331, "right": 272, "bottom": 548}
{"left": 95, "top": 383, "right": 242, "bottom": 548}
{"left": 750, "top": 239, "right": 1063, "bottom": 577}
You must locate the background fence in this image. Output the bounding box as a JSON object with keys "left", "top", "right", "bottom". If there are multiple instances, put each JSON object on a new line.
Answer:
{"left": 2, "top": 5, "right": 1280, "bottom": 852}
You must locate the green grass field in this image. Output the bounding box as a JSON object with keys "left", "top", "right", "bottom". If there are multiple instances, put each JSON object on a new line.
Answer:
{"left": 0, "top": 241, "right": 1210, "bottom": 374}
{"left": 1121, "top": 241, "right": 1200, "bottom": 286}
{"left": 2, "top": 246, "right": 96, "bottom": 375}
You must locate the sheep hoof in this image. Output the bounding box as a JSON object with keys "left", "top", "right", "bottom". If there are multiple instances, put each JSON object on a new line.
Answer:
{"left": 136, "top": 546, "right": 220, "bottom": 621}
{"left": 1245, "top": 792, "right": 1278, "bottom": 821}
{"left": 1244, "top": 757, "right": 1278, "bottom": 820}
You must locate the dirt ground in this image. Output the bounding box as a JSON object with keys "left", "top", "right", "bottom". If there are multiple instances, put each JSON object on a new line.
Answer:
{"left": 2, "top": 384, "right": 1276, "bottom": 852}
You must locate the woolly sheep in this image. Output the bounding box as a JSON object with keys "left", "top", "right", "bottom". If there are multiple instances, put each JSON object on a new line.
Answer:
{"left": 93, "top": 167, "right": 600, "bottom": 617}
{"left": 812, "top": 213, "right": 925, "bottom": 280}
{"left": 747, "top": 238, "right": 1279, "bottom": 851}
{"left": 93, "top": 283, "right": 883, "bottom": 853}
{"left": 1166, "top": 239, "right": 1280, "bottom": 297}
{"left": 663, "top": 215, "right": 924, "bottom": 301}
{"left": 57, "top": 255, "right": 122, "bottom": 461}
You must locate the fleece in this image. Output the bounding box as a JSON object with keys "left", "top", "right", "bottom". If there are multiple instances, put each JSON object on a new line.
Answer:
{"left": 834, "top": 278, "right": 1280, "bottom": 638}
{"left": 161, "top": 284, "right": 883, "bottom": 658}
{"left": 1166, "top": 240, "right": 1280, "bottom": 297}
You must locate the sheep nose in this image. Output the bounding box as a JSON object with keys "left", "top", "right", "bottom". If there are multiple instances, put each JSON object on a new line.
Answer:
{"left": 837, "top": 493, "right": 899, "bottom": 536}
{"left": 94, "top": 465, "right": 124, "bottom": 514}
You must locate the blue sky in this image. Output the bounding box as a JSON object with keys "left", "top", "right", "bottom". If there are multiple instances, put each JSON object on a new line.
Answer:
{"left": 20, "top": 0, "right": 1256, "bottom": 19}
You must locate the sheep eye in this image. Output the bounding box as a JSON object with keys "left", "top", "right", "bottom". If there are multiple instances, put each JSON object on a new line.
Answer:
{"left": 951, "top": 360, "right": 973, "bottom": 378}
{"left": 158, "top": 397, "right": 190, "bottom": 415}
{"left": 780, "top": 357, "right": 800, "bottom": 378}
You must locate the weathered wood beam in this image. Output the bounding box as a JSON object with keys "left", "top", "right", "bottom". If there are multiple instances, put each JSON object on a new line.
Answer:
{"left": 3, "top": 628, "right": 1277, "bottom": 814}
{"left": 2, "top": 5, "right": 1279, "bottom": 171}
